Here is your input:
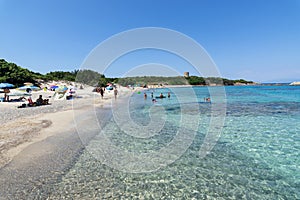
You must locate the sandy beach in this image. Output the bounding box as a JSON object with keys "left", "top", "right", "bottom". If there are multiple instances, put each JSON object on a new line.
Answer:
{"left": 0, "top": 85, "right": 133, "bottom": 169}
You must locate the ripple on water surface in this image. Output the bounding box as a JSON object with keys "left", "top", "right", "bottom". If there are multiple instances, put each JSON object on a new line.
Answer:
{"left": 48, "top": 87, "right": 299, "bottom": 199}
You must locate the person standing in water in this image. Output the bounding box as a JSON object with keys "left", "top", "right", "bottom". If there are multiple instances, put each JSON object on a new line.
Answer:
{"left": 144, "top": 93, "right": 147, "bottom": 99}
{"left": 167, "top": 92, "right": 170, "bottom": 98}
{"left": 114, "top": 88, "right": 118, "bottom": 99}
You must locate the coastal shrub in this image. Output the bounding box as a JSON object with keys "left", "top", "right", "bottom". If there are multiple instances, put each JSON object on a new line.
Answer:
{"left": 0, "top": 59, "right": 37, "bottom": 86}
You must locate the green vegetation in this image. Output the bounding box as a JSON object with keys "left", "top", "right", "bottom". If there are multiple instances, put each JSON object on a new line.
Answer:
{"left": 75, "top": 70, "right": 118, "bottom": 86}
{"left": 45, "top": 69, "right": 118, "bottom": 86}
{"left": 117, "top": 76, "right": 188, "bottom": 86}
{"left": 45, "top": 70, "right": 79, "bottom": 81}
{"left": 185, "top": 76, "right": 205, "bottom": 85}
{"left": 185, "top": 76, "right": 252, "bottom": 86}
{"left": 233, "top": 79, "right": 254, "bottom": 84}
{"left": 117, "top": 76, "right": 254, "bottom": 86}
{"left": 0, "top": 58, "right": 253, "bottom": 87}
{"left": 0, "top": 59, "right": 44, "bottom": 86}
{"left": 0, "top": 59, "right": 115, "bottom": 87}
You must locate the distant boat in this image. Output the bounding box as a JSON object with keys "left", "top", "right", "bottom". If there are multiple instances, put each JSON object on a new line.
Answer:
{"left": 289, "top": 81, "right": 300, "bottom": 86}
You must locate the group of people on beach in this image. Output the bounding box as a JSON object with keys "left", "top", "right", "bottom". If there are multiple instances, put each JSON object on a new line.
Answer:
{"left": 1, "top": 88, "right": 49, "bottom": 105}
{"left": 18, "top": 95, "right": 49, "bottom": 108}
{"left": 95, "top": 86, "right": 118, "bottom": 100}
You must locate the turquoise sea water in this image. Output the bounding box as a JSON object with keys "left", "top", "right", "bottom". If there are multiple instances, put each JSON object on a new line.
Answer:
{"left": 51, "top": 86, "right": 300, "bottom": 199}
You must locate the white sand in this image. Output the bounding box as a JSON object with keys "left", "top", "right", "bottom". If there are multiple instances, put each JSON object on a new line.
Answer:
{"left": 0, "top": 85, "right": 133, "bottom": 168}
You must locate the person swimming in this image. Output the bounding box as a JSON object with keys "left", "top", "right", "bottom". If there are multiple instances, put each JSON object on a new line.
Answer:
{"left": 204, "top": 97, "right": 211, "bottom": 102}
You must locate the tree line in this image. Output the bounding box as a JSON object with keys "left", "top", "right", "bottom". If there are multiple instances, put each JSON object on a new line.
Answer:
{"left": 185, "top": 76, "right": 253, "bottom": 86}
{"left": 0, "top": 59, "right": 116, "bottom": 87}
{"left": 117, "top": 76, "right": 254, "bottom": 86}
{"left": 0, "top": 59, "right": 254, "bottom": 87}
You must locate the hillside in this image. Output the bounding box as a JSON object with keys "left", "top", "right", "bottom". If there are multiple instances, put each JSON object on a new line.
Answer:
{"left": 117, "top": 76, "right": 254, "bottom": 86}
{"left": 0, "top": 59, "right": 108, "bottom": 87}
{"left": 0, "top": 59, "right": 44, "bottom": 86}
{"left": 0, "top": 59, "right": 254, "bottom": 87}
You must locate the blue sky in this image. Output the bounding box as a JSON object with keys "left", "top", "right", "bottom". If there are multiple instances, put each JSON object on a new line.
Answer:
{"left": 0, "top": 0, "right": 300, "bottom": 82}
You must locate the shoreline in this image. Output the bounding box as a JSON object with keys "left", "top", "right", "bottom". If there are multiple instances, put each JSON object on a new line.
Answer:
{"left": 163, "top": 82, "right": 300, "bottom": 87}
{"left": 0, "top": 84, "right": 298, "bottom": 199}
{"left": 0, "top": 85, "right": 133, "bottom": 198}
{"left": 0, "top": 85, "right": 132, "bottom": 169}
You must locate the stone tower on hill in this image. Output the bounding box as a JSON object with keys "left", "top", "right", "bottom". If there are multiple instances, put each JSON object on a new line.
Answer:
{"left": 184, "top": 72, "right": 189, "bottom": 78}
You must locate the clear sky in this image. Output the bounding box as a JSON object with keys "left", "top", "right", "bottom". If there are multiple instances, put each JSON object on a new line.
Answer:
{"left": 1, "top": 0, "right": 300, "bottom": 82}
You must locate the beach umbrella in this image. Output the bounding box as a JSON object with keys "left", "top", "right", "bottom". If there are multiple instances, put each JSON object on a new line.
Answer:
{"left": 68, "top": 86, "right": 77, "bottom": 91}
{"left": 0, "top": 83, "right": 14, "bottom": 89}
{"left": 8, "top": 92, "right": 32, "bottom": 97}
{"left": 50, "top": 85, "right": 59, "bottom": 89}
{"left": 55, "top": 85, "right": 68, "bottom": 93}
{"left": 106, "top": 85, "right": 113, "bottom": 90}
{"left": 17, "top": 85, "right": 40, "bottom": 91}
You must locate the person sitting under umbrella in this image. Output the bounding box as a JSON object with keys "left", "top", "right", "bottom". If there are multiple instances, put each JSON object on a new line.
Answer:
{"left": 36, "top": 95, "right": 49, "bottom": 105}
{"left": 26, "top": 88, "right": 32, "bottom": 93}
{"left": 36, "top": 95, "right": 43, "bottom": 106}
{"left": 3, "top": 88, "right": 10, "bottom": 102}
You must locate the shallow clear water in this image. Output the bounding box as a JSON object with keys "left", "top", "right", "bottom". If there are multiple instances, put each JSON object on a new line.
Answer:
{"left": 50, "top": 86, "right": 300, "bottom": 199}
